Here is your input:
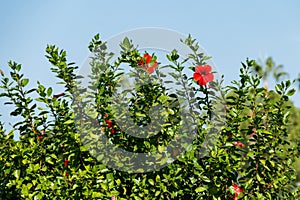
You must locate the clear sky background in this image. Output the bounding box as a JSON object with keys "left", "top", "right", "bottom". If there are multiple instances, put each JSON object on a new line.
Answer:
{"left": 0, "top": 1, "right": 300, "bottom": 131}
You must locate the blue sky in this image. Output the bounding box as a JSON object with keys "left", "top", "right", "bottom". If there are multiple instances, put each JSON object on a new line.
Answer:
{"left": 1, "top": 1, "right": 300, "bottom": 130}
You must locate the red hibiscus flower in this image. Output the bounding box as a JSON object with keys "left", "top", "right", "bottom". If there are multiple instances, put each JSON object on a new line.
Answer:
{"left": 64, "top": 159, "right": 69, "bottom": 167}
{"left": 232, "top": 183, "right": 243, "bottom": 200}
{"left": 105, "top": 120, "right": 113, "bottom": 128}
{"left": 138, "top": 53, "right": 158, "bottom": 74}
{"left": 233, "top": 141, "right": 245, "bottom": 147}
{"left": 193, "top": 64, "right": 214, "bottom": 86}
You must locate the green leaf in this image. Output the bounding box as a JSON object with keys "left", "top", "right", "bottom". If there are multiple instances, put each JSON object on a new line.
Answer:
{"left": 92, "top": 192, "right": 102, "bottom": 198}
{"left": 34, "top": 164, "right": 40, "bottom": 172}
{"left": 121, "top": 37, "right": 132, "bottom": 51}
{"left": 64, "top": 120, "right": 74, "bottom": 125}
{"left": 202, "top": 176, "right": 211, "bottom": 182}
{"left": 15, "top": 63, "right": 21, "bottom": 71}
{"left": 116, "top": 179, "right": 121, "bottom": 185}
{"left": 50, "top": 154, "right": 57, "bottom": 159}
{"left": 21, "top": 78, "right": 29, "bottom": 87}
{"left": 158, "top": 145, "right": 165, "bottom": 153}
{"left": 195, "top": 186, "right": 207, "bottom": 193}
{"left": 46, "top": 156, "right": 54, "bottom": 165}
{"left": 135, "top": 112, "right": 146, "bottom": 117}
{"left": 287, "top": 88, "right": 295, "bottom": 96}
{"left": 259, "top": 159, "right": 266, "bottom": 165}
{"left": 245, "top": 178, "right": 253, "bottom": 189}
{"left": 95, "top": 33, "right": 100, "bottom": 40}
{"left": 100, "top": 183, "right": 108, "bottom": 191}
{"left": 256, "top": 174, "right": 265, "bottom": 184}
{"left": 14, "top": 169, "right": 20, "bottom": 179}
{"left": 148, "top": 179, "right": 154, "bottom": 186}
{"left": 47, "top": 87, "right": 53, "bottom": 96}
{"left": 275, "top": 84, "right": 282, "bottom": 94}
{"left": 155, "top": 191, "right": 161, "bottom": 196}
{"left": 156, "top": 175, "right": 160, "bottom": 182}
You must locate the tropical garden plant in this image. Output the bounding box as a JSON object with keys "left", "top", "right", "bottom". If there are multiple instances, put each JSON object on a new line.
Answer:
{"left": 0, "top": 34, "right": 299, "bottom": 199}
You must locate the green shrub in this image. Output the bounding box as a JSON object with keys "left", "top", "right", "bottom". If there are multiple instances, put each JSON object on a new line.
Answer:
{"left": 0, "top": 34, "right": 299, "bottom": 199}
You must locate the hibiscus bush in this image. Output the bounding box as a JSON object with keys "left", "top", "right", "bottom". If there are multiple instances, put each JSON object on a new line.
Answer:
{"left": 0, "top": 34, "right": 299, "bottom": 199}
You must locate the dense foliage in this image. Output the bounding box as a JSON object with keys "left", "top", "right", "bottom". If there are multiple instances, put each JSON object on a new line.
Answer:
{"left": 0, "top": 34, "right": 299, "bottom": 199}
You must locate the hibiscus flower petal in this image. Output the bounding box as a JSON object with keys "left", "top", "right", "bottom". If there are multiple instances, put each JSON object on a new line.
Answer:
{"left": 195, "top": 65, "right": 202, "bottom": 73}
{"left": 193, "top": 73, "right": 202, "bottom": 81}
{"left": 147, "top": 66, "right": 155, "bottom": 74}
{"left": 144, "top": 53, "right": 152, "bottom": 64}
{"left": 151, "top": 61, "right": 158, "bottom": 69}
{"left": 204, "top": 73, "right": 214, "bottom": 82}
{"left": 198, "top": 76, "right": 207, "bottom": 86}
{"left": 199, "top": 67, "right": 208, "bottom": 74}
{"left": 203, "top": 64, "right": 212, "bottom": 72}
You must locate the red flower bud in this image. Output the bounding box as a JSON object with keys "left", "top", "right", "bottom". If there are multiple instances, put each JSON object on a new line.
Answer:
{"left": 110, "top": 129, "right": 115, "bottom": 134}
{"left": 64, "top": 159, "right": 69, "bottom": 167}
{"left": 233, "top": 141, "right": 245, "bottom": 147}
{"left": 105, "top": 120, "right": 113, "bottom": 128}
{"left": 232, "top": 183, "right": 243, "bottom": 199}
